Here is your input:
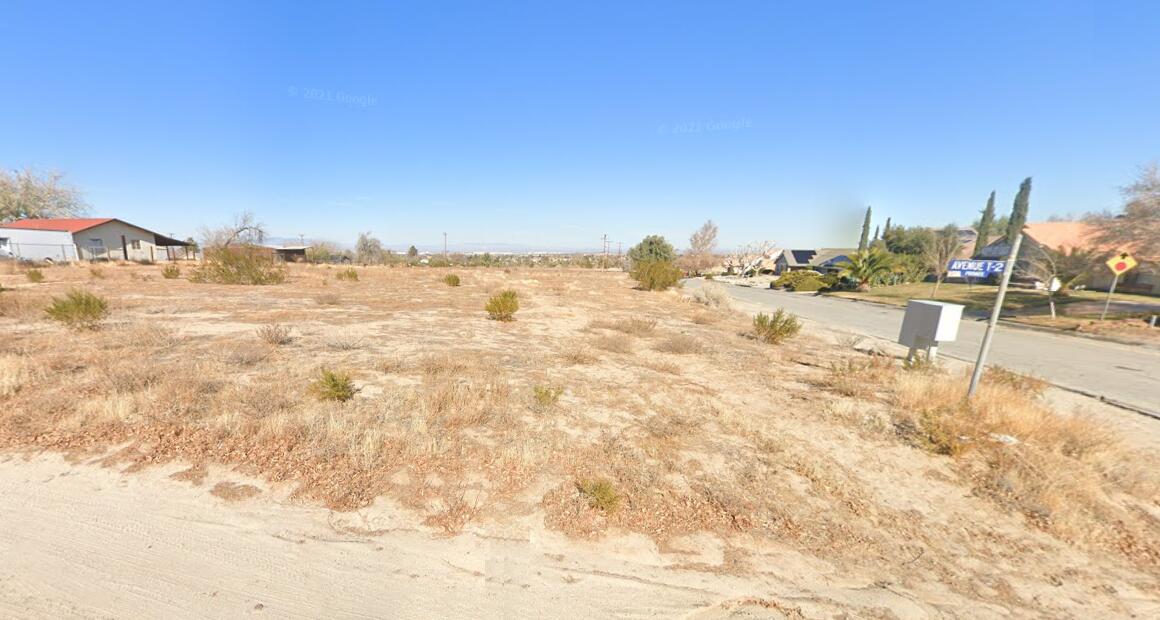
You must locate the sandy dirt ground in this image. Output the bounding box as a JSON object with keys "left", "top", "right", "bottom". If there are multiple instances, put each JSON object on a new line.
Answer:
{"left": 3, "top": 453, "right": 956, "bottom": 620}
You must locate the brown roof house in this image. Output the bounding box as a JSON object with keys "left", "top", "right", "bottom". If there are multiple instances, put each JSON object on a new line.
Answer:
{"left": 975, "top": 221, "right": 1158, "bottom": 294}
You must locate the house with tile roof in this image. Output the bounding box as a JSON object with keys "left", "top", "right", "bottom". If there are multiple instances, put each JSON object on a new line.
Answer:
{"left": 975, "top": 221, "right": 1158, "bottom": 294}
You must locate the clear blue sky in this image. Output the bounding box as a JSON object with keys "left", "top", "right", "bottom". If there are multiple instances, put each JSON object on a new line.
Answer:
{"left": 2, "top": 1, "right": 1157, "bottom": 251}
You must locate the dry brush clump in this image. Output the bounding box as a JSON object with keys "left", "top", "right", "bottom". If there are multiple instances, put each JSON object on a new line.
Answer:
{"left": 45, "top": 289, "right": 109, "bottom": 330}
{"left": 190, "top": 245, "right": 286, "bottom": 285}
{"left": 886, "top": 366, "right": 1159, "bottom": 563}
{"left": 753, "top": 309, "right": 801, "bottom": 344}
{"left": 485, "top": 289, "right": 519, "bottom": 321}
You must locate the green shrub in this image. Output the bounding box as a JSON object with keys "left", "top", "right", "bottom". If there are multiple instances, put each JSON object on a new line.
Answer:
{"left": 442, "top": 273, "right": 461, "bottom": 287}
{"left": 533, "top": 385, "right": 563, "bottom": 409}
{"left": 630, "top": 260, "right": 682, "bottom": 291}
{"left": 190, "top": 245, "right": 286, "bottom": 285}
{"left": 577, "top": 479, "right": 620, "bottom": 513}
{"left": 309, "top": 368, "right": 358, "bottom": 402}
{"left": 791, "top": 278, "right": 825, "bottom": 292}
{"left": 753, "top": 309, "right": 801, "bottom": 344}
{"left": 45, "top": 289, "right": 109, "bottom": 330}
{"left": 336, "top": 268, "right": 359, "bottom": 281}
{"left": 25, "top": 269, "right": 45, "bottom": 283}
{"left": 773, "top": 270, "right": 824, "bottom": 291}
{"left": 485, "top": 289, "right": 519, "bottom": 321}
{"left": 161, "top": 264, "right": 181, "bottom": 279}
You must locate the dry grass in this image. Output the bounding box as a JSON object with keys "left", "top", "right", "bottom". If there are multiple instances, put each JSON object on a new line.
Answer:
{"left": 653, "top": 333, "right": 704, "bottom": 354}
{"left": 0, "top": 262, "right": 1156, "bottom": 613}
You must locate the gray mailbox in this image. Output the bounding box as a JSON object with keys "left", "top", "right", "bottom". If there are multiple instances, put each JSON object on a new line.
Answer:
{"left": 898, "top": 300, "right": 964, "bottom": 360}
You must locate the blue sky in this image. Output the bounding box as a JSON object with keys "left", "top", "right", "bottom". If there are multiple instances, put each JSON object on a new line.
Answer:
{"left": 2, "top": 1, "right": 1157, "bottom": 251}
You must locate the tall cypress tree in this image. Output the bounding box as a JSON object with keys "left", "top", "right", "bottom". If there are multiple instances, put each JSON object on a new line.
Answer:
{"left": 883, "top": 217, "right": 892, "bottom": 237}
{"left": 858, "top": 206, "right": 872, "bottom": 252}
{"left": 973, "top": 191, "right": 996, "bottom": 255}
{"left": 873, "top": 225, "right": 880, "bottom": 240}
{"left": 1006, "top": 178, "right": 1032, "bottom": 243}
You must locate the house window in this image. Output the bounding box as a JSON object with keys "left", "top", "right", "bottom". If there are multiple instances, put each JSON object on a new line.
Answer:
{"left": 89, "top": 238, "right": 104, "bottom": 247}
{"left": 131, "top": 239, "right": 141, "bottom": 250}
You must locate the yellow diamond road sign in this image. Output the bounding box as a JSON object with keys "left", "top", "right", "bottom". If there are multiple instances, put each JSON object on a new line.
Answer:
{"left": 1106, "top": 252, "right": 1137, "bottom": 275}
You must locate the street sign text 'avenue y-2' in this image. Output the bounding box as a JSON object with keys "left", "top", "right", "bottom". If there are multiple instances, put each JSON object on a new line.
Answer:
{"left": 947, "top": 259, "right": 1006, "bottom": 279}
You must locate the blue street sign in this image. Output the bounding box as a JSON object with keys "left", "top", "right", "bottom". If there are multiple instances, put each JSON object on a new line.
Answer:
{"left": 947, "top": 259, "right": 1006, "bottom": 279}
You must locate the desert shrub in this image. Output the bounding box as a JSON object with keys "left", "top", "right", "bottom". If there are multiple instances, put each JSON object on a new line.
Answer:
{"left": 25, "top": 269, "right": 45, "bottom": 283}
{"left": 45, "top": 289, "right": 109, "bottom": 330}
{"left": 691, "top": 282, "right": 732, "bottom": 308}
{"left": 772, "top": 270, "right": 823, "bottom": 290}
{"left": 753, "top": 309, "right": 801, "bottom": 344}
{"left": 161, "top": 264, "right": 181, "bottom": 279}
{"left": 653, "top": 333, "right": 703, "bottom": 354}
{"left": 309, "top": 368, "right": 358, "bottom": 402}
{"left": 533, "top": 385, "right": 564, "bottom": 410}
{"left": 577, "top": 479, "right": 620, "bottom": 513}
{"left": 256, "top": 323, "right": 293, "bottom": 345}
{"left": 190, "top": 245, "right": 286, "bottom": 285}
{"left": 630, "top": 260, "right": 682, "bottom": 291}
{"left": 336, "top": 268, "right": 359, "bottom": 281}
{"left": 89, "top": 266, "right": 106, "bottom": 279}
{"left": 442, "top": 273, "right": 461, "bottom": 287}
{"left": 315, "top": 292, "right": 341, "bottom": 305}
{"left": 485, "top": 289, "right": 519, "bottom": 321}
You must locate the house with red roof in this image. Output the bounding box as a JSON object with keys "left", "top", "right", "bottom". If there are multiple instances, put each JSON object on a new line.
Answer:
{"left": 0, "top": 218, "right": 193, "bottom": 262}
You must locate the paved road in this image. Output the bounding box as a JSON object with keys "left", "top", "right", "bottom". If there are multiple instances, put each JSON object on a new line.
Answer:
{"left": 688, "top": 280, "right": 1159, "bottom": 417}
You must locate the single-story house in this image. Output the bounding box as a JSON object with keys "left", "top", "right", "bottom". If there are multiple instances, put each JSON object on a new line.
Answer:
{"left": 975, "top": 221, "right": 1159, "bottom": 294}
{"left": 809, "top": 248, "right": 858, "bottom": 274}
{"left": 774, "top": 249, "right": 818, "bottom": 275}
{"left": 0, "top": 218, "right": 193, "bottom": 262}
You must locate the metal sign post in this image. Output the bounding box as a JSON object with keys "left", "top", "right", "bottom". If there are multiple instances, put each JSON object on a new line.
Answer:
{"left": 967, "top": 233, "right": 1023, "bottom": 398}
{"left": 1100, "top": 252, "right": 1137, "bottom": 321}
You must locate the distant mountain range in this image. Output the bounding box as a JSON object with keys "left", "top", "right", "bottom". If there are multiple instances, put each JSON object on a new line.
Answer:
{"left": 263, "top": 237, "right": 603, "bottom": 254}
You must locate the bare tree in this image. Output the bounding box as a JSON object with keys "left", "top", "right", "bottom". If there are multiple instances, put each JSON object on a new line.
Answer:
{"left": 922, "top": 224, "right": 962, "bottom": 297}
{"left": 355, "top": 231, "right": 385, "bottom": 264}
{"left": 199, "top": 211, "right": 266, "bottom": 248}
{"left": 1088, "top": 163, "right": 1160, "bottom": 257}
{"left": 726, "top": 240, "right": 775, "bottom": 277}
{"left": 1018, "top": 243, "right": 1097, "bottom": 320}
{"left": 0, "top": 168, "right": 87, "bottom": 222}
{"left": 681, "top": 220, "right": 719, "bottom": 275}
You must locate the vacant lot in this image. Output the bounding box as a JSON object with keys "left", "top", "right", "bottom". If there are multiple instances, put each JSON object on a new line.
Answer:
{"left": 1, "top": 263, "right": 1158, "bottom": 617}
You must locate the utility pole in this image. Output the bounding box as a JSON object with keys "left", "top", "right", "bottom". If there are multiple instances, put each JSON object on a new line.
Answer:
{"left": 968, "top": 233, "right": 1023, "bottom": 398}
{"left": 601, "top": 234, "right": 608, "bottom": 270}
{"left": 443, "top": 232, "right": 448, "bottom": 262}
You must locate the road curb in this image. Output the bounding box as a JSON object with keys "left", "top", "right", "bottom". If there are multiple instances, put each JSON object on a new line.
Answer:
{"left": 820, "top": 292, "right": 1160, "bottom": 351}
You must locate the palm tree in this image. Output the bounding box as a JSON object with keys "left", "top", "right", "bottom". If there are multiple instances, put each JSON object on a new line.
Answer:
{"left": 837, "top": 248, "right": 893, "bottom": 291}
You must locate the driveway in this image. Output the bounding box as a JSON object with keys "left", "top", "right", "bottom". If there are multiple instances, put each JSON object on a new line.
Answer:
{"left": 688, "top": 280, "right": 1160, "bottom": 418}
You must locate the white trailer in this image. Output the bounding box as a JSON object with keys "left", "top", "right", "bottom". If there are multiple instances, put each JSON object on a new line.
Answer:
{"left": 0, "top": 227, "right": 78, "bottom": 262}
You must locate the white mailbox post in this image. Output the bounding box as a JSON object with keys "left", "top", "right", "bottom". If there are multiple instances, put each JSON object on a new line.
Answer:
{"left": 898, "top": 300, "right": 964, "bottom": 361}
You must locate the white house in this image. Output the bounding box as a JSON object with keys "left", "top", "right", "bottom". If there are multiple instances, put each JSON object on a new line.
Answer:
{"left": 0, "top": 218, "right": 193, "bottom": 262}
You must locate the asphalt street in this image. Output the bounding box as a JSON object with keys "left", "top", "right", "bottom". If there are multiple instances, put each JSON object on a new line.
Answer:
{"left": 687, "top": 280, "right": 1159, "bottom": 418}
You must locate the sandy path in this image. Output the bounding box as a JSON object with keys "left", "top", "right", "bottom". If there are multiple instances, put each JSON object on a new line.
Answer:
{"left": 0, "top": 453, "right": 946, "bottom": 619}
